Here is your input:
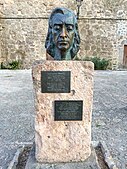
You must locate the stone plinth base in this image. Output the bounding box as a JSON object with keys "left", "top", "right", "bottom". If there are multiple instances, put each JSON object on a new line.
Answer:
{"left": 25, "top": 145, "right": 100, "bottom": 169}
{"left": 32, "top": 60, "right": 94, "bottom": 163}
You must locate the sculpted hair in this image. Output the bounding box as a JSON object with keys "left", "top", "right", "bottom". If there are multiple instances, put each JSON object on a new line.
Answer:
{"left": 45, "top": 7, "right": 80, "bottom": 59}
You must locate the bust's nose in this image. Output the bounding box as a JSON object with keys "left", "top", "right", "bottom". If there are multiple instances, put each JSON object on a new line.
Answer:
{"left": 60, "top": 26, "right": 67, "bottom": 38}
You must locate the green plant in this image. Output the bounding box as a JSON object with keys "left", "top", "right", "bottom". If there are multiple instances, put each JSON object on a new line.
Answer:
{"left": 0, "top": 60, "right": 21, "bottom": 70}
{"left": 91, "top": 57, "right": 109, "bottom": 70}
{"left": 75, "top": 56, "right": 110, "bottom": 70}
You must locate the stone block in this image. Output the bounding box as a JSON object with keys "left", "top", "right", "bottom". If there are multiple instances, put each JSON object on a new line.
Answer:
{"left": 25, "top": 145, "right": 100, "bottom": 169}
{"left": 32, "top": 60, "right": 94, "bottom": 163}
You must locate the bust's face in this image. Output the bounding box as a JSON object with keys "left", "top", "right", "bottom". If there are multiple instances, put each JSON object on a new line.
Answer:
{"left": 52, "top": 13, "right": 75, "bottom": 52}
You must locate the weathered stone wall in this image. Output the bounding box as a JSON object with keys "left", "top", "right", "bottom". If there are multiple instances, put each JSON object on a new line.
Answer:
{"left": 0, "top": 18, "right": 48, "bottom": 67}
{"left": 1, "top": 0, "right": 127, "bottom": 69}
{"left": 79, "top": 18, "right": 127, "bottom": 69}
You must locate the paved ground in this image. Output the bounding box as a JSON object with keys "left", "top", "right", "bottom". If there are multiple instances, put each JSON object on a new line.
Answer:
{"left": 0, "top": 70, "right": 127, "bottom": 169}
{"left": 92, "top": 71, "right": 127, "bottom": 169}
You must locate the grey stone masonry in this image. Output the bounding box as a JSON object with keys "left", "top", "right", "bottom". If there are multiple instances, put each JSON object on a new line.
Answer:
{"left": 1, "top": 0, "right": 127, "bottom": 69}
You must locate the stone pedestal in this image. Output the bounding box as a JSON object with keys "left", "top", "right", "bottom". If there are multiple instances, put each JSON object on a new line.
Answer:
{"left": 32, "top": 60, "right": 94, "bottom": 163}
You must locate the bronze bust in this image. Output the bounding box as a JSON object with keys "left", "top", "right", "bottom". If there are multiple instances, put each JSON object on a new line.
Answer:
{"left": 45, "top": 7, "right": 80, "bottom": 60}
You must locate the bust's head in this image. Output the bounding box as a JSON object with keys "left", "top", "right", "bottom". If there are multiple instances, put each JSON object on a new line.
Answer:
{"left": 45, "top": 7, "right": 80, "bottom": 60}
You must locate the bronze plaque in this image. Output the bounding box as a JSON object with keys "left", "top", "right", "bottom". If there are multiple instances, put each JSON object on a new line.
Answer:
{"left": 41, "top": 71, "right": 70, "bottom": 93}
{"left": 54, "top": 100, "right": 83, "bottom": 121}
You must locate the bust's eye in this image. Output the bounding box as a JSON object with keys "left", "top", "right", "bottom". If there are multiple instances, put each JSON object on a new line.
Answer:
{"left": 54, "top": 25, "right": 61, "bottom": 31}
{"left": 67, "top": 25, "right": 74, "bottom": 31}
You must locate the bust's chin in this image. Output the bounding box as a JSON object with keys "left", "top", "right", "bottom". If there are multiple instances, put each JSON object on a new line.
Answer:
{"left": 57, "top": 46, "right": 69, "bottom": 51}
{"left": 54, "top": 46, "right": 71, "bottom": 60}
